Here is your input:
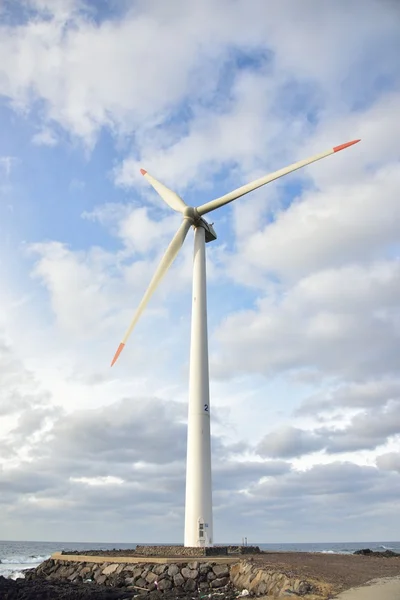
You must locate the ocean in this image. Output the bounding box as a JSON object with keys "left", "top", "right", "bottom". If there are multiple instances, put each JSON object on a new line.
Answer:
{"left": 1, "top": 540, "right": 399, "bottom": 580}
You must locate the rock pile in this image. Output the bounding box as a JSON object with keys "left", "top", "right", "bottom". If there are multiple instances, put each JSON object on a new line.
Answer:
{"left": 230, "top": 561, "right": 318, "bottom": 597}
{"left": 25, "top": 559, "right": 233, "bottom": 594}
{"left": 353, "top": 548, "right": 398, "bottom": 557}
{"left": 0, "top": 575, "right": 239, "bottom": 600}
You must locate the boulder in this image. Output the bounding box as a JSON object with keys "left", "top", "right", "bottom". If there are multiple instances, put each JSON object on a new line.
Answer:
{"left": 146, "top": 571, "right": 158, "bottom": 584}
{"left": 184, "top": 577, "right": 197, "bottom": 592}
{"left": 115, "top": 564, "right": 126, "bottom": 574}
{"left": 154, "top": 564, "right": 168, "bottom": 575}
{"left": 199, "top": 581, "right": 210, "bottom": 591}
{"left": 257, "top": 581, "right": 268, "bottom": 595}
{"left": 102, "top": 563, "right": 119, "bottom": 575}
{"left": 199, "top": 562, "right": 212, "bottom": 574}
{"left": 92, "top": 567, "right": 103, "bottom": 580}
{"left": 158, "top": 577, "right": 172, "bottom": 591}
{"left": 168, "top": 564, "right": 180, "bottom": 577}
{"left": 133, "top": 567, "right": 144, "bottom": 578}
{"left": 181, "top": 567, "right": 198, "bottom": 579}
{"left": 173, "top": 573, "right": 185, "bottom": 587}
{"left": 354, "top": 548, "right": 397, "bottom": 557}
{"left": 211, "top": 576, "right": 230, "bottom": 588}
{"left": 213, "top": 564, "right": 229, "bottom": 578}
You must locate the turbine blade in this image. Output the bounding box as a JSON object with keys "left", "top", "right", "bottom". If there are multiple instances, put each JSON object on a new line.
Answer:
{"left": 140, "top": 169, "right": 187, "bottom": 214}
{"left": 196, "top": 139, "right": 361, "bottom": 216}
{"left": 111, "top": 218, "right": 192, "bottom": 366}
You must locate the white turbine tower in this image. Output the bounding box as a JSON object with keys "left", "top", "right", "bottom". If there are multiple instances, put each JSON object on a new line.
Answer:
{"left": 111, "top": 139, "right": 360, "bottom": 547}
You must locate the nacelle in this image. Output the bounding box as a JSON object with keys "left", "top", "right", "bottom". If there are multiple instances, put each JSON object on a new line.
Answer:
{"left": 198, "top": 218, "right": 217, "bottom": 243}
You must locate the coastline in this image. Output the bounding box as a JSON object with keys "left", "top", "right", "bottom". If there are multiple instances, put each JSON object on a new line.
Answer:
{"left": 1, "top": 550, "right": 400, "bottom": 599}
{"left": 13, "top": 549, "right": 400, "bottom": 598}
{"left": 1, "top": 542, "right": 400, "bottom": 600}
{"left": 2, "top": 574, "right": 400, "bottom": 599}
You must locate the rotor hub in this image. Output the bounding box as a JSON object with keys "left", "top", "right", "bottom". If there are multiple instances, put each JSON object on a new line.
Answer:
{"left": 183, "top": 206, "right": 199, "bottom": 223}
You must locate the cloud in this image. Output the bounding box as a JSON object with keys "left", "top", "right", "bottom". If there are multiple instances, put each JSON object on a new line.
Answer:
{"left": 213, "top": 260, "right": 400, "bottom": 381}
{"left": 0, "top": 335, "right": 61, "bottom": 467}
{"left": 213, "top": 459, "right": 290, "bottom": 491}
{"left": 32, "top": 127, "right": 58, "bottom": 146}
{"left": 0, "top": 0, "right": 398, "bottom": 153}
{"left": 376, "top": 452, "right": 400, "bottom": 473}
{"left": 28, "top": 241, "right": 117, "bottom": 336}
{"left": 322, "top": 402, "right": 400, "bottom": 454}
{"left": 0, "top": 156, "right": 18, "bottom": 178}
{"left": 0, "top": 388, "right": 293, "bottom": 541}
{"left": 257, "top": 400, "right": 400, "bottom": 459}
{"left": 297, "top": 379, "right": 400, "bottom": 415}
{"left": 257, "top": 427, "right": 323, "bottom": 459}
{"left": 84, "top": 203, "right": 181, "bottom": 254}
{"left": 43, "top": 396, "right": 188, "bottom": 465}
{"left": 0, "top": 336, "right": 50, "bottom": 417}
{"left": 214, "top": 461, "right": 400, "bottom": 542}
{"left": 235, "top": 165, "right": 400, "bottom": 281}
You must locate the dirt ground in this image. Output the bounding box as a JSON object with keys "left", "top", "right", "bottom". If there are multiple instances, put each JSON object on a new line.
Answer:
{"left": 251, "top": 552, "right": 400, "bottom": 593}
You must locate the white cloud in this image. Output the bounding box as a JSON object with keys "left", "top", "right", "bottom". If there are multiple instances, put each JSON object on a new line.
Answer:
{"left": 0, "top": 156, "right": 18, "bottom": 177}
{"left": 32, "top": 127, "right": 58, "bottom": 146}
{"left": 28, "top": 241, "right": 117, "bottom": 337}
{"left": 213, "top": 260, "right": 400, "bottom": 380}
{"left": 297, "top": 379, "right": 400, "bottom": 415}
{"left": 0, "top": 0, "right": 397, "bottom": 151}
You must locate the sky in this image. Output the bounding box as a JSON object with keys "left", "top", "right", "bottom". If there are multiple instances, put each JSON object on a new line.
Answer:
{"left": 0, "top": 0, "right": 400, "bottom": 545}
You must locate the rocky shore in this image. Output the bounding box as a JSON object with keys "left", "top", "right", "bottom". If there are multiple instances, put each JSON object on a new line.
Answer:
{"left": 25, "top": 558, "right": 234, "bottom": 592}
{"left": 353, "top": 548, "right": 398, "bottom": 557}
{"left": 4, "top": 555, "right": 323, "bottom": 598}
{"left": 2, "top": 549, "right": 399, "bottom": 600}
{"left": 0, "top": 576, "right": 238, "bottom": 600}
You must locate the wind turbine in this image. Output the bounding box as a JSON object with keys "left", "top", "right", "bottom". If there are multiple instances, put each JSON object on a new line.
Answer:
{"left": 111, "top": 138, "right": 360, "bottom": 547}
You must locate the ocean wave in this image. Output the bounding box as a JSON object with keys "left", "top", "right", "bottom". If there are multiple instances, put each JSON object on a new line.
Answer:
{"left": 379, "top": 545, "right": 394, "bottom": 550}
{"left": 0, "top": 554, "right": 49, "bottom": 565}
{"left": 0, "top": 568, "right": 27, "bottom": 580}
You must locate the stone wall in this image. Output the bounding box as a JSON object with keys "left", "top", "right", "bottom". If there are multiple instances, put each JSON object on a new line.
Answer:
{"left": 134, "top": 546, "right": 209, "bottom": 557}
{"left": 25, "top": 557, "right": 326, "bottom": 598}
{"left": 227, "top": 546, "right": 261, "bottom": 555}
{"left": 25, "top": 559, "right": 232, "bottom": 594}
{"left": 134, "top": 545, "right": 261, "bottom": 557}
{"left": 230, "top": 561, "right": 324, "bottom": 598}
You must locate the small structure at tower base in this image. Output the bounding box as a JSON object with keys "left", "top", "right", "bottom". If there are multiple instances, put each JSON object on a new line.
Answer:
{"left": 134, "top": 545, "right": 261, "bottom": 558}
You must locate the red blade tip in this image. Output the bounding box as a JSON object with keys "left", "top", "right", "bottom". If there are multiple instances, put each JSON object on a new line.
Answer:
{"left": 140, "top": 168, "right": 147, "bottom": 176}
{"left": 333, "top": 139, "right": 361, "bottom": 153}
{"left": 111, "top": 342, "right": 125, "bottom": 367}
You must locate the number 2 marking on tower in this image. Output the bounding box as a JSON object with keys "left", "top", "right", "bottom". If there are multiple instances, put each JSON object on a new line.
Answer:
{"left": 204, "top": 404, "right": 209, "bottom": 412}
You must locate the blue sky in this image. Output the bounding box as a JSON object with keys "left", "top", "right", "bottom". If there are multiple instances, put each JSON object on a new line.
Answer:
{"left": 0, "top": 0, "right": 400, "bottom": 544}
